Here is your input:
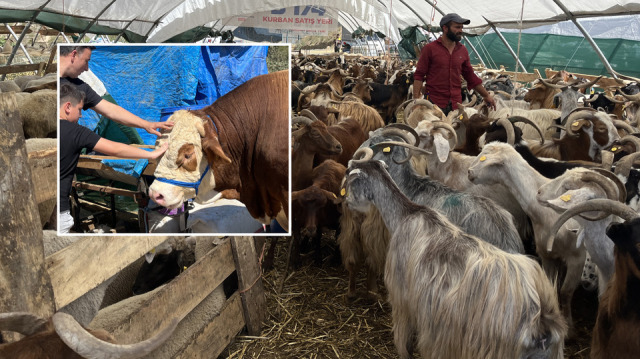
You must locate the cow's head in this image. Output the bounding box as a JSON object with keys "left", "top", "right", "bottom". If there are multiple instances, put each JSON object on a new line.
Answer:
{"left": 149, "top": 110, "right": 231, "bottom": 209}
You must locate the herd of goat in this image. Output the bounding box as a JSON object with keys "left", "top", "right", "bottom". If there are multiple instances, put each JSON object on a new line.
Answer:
{"left": 291, "top": 53, "right": 640, "bottom": 358}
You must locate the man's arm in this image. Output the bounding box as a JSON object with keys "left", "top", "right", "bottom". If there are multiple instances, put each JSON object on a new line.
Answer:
{"left": 93, "top": 137, "right": 168, "bottom": 159}
{"left": 412, "top": 80, "right": 424, "bottom": 99}
{"left": 93, "top": 99, "right": 173, "bottom": 136}
{"left": 472, "top": 83, "right": 496, "bottom": 110}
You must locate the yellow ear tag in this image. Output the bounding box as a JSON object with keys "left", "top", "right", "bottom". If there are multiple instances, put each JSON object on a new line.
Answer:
{"left": 572, "top": 122, "right": 579, "bottom": 127}
{"left": 479, "top": 156, "right": 486, "bottom": 162}
{"left": 340, "top": 188, "right": 346, "bottom": 196}
{"left": 561, "top": 194, "right": 571, "bottom": 202}
{"left": 590, "top": 88, "right": 595, "bottom": 94}
{"left": 383, "top": 147, "right": 391, "bottom": 153}
{"left": 458, "top": 115, "right": 464, "bottom": 120}
{"left": 612, "top": 147, "right": 618, "bottom": 152}
{"left": 183, "top": 266, "right": 187, "bottom": 271}
{"left": 150, "top": 248, "right": 156, "bottom": 254}
{"left": 406, "top": 79, "right": 410, "bottom": 83}
{"left": 332, "top": 193, "right": 337, "bottom": 199}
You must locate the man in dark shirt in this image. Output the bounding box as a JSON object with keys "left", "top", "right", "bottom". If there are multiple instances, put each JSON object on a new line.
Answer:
{"left": 412, "top": 13, "right": 496, "bottom": 115}
{"left": 59, "top": 84, "right": 168, "bottom": 233}
{"left": 59, "top": 45, "right": 173, "bottom": 136}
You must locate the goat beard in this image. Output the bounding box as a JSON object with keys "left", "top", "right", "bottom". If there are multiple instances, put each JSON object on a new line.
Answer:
{"left": 446, "top": 31, "right": 462, "bottom": 42}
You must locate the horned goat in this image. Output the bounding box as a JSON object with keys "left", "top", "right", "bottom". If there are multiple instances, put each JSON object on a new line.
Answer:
{"left": 342, "top": 152, "right": 567, "bottom": 359}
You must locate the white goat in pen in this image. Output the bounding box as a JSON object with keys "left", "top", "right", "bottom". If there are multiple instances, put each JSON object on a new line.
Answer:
{"left": 341, "top": 149, "right": 566, "bottom": 359}
{"left": 467, "top": 142, "right": 586, "bottom": 332}
{"left": 537, "top": 167, "right": 627, "bottom": 296}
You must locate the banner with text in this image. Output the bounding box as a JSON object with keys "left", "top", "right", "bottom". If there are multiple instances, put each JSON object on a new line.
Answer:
{"left": 229, "top": 6, "right": 336, "bottom": 36}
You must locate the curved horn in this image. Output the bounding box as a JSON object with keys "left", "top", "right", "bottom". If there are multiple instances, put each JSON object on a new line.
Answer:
{"left": 619, "top": 135, "right": 640, "bottom": 152}
{"left": 565, "top": 110, "right": 596, "bottom": 136}
{"left": 300, "top": 83, "right": 320, "bottom": 95}
{"left": 579, "top": 170, "right": 620, "bottom": 203}
{"left": 467, "top": 93, "right": 479, "bottom": 106}
{"left": 603, "top": 94, "right": 627, "bottom": 104}
{"left": 395, "top": 99, "right": 413, "bottom": 122}
{"left": 613, "top": 119, "right": 638, "bottom": 134}
{"left": 350, "top": 147, "right": 374, "bottom": 164}
{"left": 619, "top": 92, "right": 640, "bottom": 102}
{"left": 614, "top": 151, "right": 640, "bottom": 177}
{"left": 0, "top": 312, "right": 48, "bottom": 336}
{"left": 292, "top": 116, "right": 313, "bottom": 126}
{"left": 509, "top": 115, "right": 546, "bottom": 144}
{"left": 547, "top": 199, "right": 638, "bottom": 251}
{"left": 588, "top": 168, "right": 627, "bottom": 203}
{"left": 495, "top": 118, "right": 516, "bottom": 145}
{"left": 299, "top": 109, "right": 319, "bottom": 122}
{"left": 495, "top": 90, "right": 512, "bottom": 99}
{"left": 372, "top": 141, "right": 433, "bottom": 164}
{"left": 574, "top": 75, "right": 602, "bottom": 89}
{"left": 540, "top": 78, "right": 569, "bottom": 89}
{"left": 383, "top": 123, "right": 421, "bottom": 146}
{"left": 431, "top": 121, "right": 459, "bottom": 150}
{"left": 52, "top": 312, "right": 179, "bottom": 359}
{"left": 583, "top": 93, "right": 600, "bottom": 103}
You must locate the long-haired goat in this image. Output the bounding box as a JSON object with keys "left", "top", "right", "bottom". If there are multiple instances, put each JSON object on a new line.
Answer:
{"left": 342, "top": 152, "right": 566, "bottom": 359}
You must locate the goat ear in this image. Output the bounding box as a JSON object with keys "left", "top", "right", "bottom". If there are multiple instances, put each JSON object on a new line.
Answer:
{"left": 202, "top": 136, "right": 232, "bottom": 164}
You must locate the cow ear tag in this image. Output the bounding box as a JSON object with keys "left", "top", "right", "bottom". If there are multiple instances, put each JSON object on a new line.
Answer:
{"left": 611, "top": 147, "right": 618, "bottom": 152}
{"left": 383, "top": 147, "right": 391, "bottom": 153}
{"left": 561, "top": 194, "right": 571, "bottom": 202}
{"left": 341, "top": 188, "right": 346, "bottom": 196}
{"left": 458, "top": 115, "right": 464, "bottom": 120}
{"left": 572, "top": 122, "right": 579, "bottom": 127}
{"left": 332, "top": 193, "right": 337, "bottom": 199}
{"left": 479, "top": 156, "right": 486, "bottom": 162}
{"left": 406, "top": 79, "right": 410, "bottom": 84}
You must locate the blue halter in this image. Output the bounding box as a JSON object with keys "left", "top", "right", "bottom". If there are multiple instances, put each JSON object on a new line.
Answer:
{"left": 153, "top": 113, "right": 219, "bottom": 195}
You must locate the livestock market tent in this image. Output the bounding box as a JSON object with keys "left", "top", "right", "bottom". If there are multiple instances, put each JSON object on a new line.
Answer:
{"left": 1, "top": 1, "right": 640, "bottom": 80}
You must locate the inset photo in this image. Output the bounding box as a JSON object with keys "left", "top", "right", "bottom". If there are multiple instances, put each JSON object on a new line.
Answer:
{"left": 58, "top": 44, "right": 290, "bottom": 235}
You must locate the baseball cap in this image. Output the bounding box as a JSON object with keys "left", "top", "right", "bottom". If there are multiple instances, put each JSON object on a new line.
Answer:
{"left": 440, "top": 13, "right": 470, "bottom": 27}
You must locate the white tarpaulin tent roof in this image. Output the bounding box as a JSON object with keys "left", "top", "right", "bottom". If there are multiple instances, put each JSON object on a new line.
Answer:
{"left": 2, "top": 0, "right": 640, "bottom": 44}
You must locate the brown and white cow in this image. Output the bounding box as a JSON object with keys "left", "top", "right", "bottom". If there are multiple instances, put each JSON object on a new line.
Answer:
{"left": 149, "top": 70, "right": 289, "bottom": 231}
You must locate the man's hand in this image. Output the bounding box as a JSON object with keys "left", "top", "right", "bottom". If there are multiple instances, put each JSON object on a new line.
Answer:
{"left": 150, "top": 141, "right": 169, "bottom": 159}
{"left": 144, "top": 120, "right": 175, "bottom": 137}
{"left": 483, "top": 93, "right": 497, "bottom": 111}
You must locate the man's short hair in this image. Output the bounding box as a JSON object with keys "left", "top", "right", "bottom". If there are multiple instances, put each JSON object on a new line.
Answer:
{"left": 60, "top": 83, "right": 85, "bottom": 106}
{"left": 59, "top": 45, "right": 97, "bottom": 57}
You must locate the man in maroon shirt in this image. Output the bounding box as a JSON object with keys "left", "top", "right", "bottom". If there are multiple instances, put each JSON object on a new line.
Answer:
{"left": 412, "top": 13, "right": 496, "bottom": 115}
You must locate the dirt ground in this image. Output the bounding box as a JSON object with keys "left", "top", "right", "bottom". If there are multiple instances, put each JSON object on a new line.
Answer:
{"left": 221, "top": 235, "right": 597, "bottom": 359}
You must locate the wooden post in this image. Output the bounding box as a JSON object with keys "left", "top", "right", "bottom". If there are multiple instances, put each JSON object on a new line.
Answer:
{"left": 0, "top": 93, "right": 55, "bottom": 336}
{"left": 230, "top": 237, "right": 266, "bottom": 335}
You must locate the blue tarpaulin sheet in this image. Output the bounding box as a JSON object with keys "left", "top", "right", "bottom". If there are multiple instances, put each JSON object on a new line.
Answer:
{"left": 78, "top": 45, "right": 269, "bottom": 178}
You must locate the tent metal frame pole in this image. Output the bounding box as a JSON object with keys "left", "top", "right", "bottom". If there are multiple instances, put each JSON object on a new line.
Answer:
{"left": 31, "top": 25, "right": 43, "bottom": 46}
{"left": 76, "top": 0, "right": 118, "bottom": 42}
{"left": 114, "top": 18, "right": 136, "bottom": 43}
{"left": 484, "top": 18, "right": 528, "bottom": 73}
{"left": 463, "top": 38, "right": 486, "bottom": 67}
{"left": 423, "top": 0, "right": 487, "bottom": 66}
{"left": 551, "top": 0, "right": 618, "bottom": 80}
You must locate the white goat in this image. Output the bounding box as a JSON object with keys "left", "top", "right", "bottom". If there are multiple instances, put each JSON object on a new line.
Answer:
{"left": 342, "top": 153, "right": 566, "bottom": 359}
{"left": 467, "top": 142, "right": 585, "bottom": 332}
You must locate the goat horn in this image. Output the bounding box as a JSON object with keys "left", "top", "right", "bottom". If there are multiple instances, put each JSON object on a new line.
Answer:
{"left": 372, "top": 141, "right": 432, "bottom": 164}
{"left": 495, "top": 90, "right": 512, "bottom": 99}
{"left": 603, "top": 94, "right": 627, "bottom": 104}
{"left": 431, "top": 121, "right": 458, "bottom": 150}
{"left": 539, "top": 78, "right": 568, "bottom": 89}
{"left": 495, "top": 118, "right": 516, "bottom": 145}
{"left": 292, "top": 116, "right": 313, "bottom": 126}
{"left": 52, "top": 312, "right": 178, "bottom": 359}
{"left": 395, "top": 99, "right": 413, "bottom": 122}
{"left": 547, "top": 199, "right": 638, "bottom": 251}
{"left": 383, "top": 123, "right": 421, "bottom": 147}
{"left": 508, "top": 115, "right": 546, "bottom": 144}
{"left": 0, "top": 312, "right": 49, "bottom": 336}
{"left": 613, "top": 119, "right": 637, "bottom": 135}
{"left": 614, "top": 151, "right": 640, "bottom": 177}
{"left": 301, "top": 83, "right": 320, "bottom": 95}
{"left": 467, "top": 93, "right": 479, "bottom": 106}
{"left": 565, "top": 109, "right": 596, "bottom": 136}
{"left": 583, "top": 94, "right": 599, "bottom": 103}
{"left": 575, "top": 76, "right": 602, "bottom": 89}
{"left": 350, "top": 147, "right": 374, "bottom": 163}
{"left": 588, "top": 168, "right": 627, "bottom": 203}
{"left": 299, "top": 109, "right": 319, "bottom": 122}
{"left": 620, "top": 135, "right": 640, "bottom": 152}
{"left": 618, "top": 92, "right": 640, "bottom": 102}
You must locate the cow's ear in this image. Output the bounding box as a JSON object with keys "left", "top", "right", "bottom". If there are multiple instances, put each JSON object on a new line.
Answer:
{"left": 202, "top": 136, "right": 232, "bottom": 164}
{"left": 196, "top": 121, "right": 206, "bottom": 137}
